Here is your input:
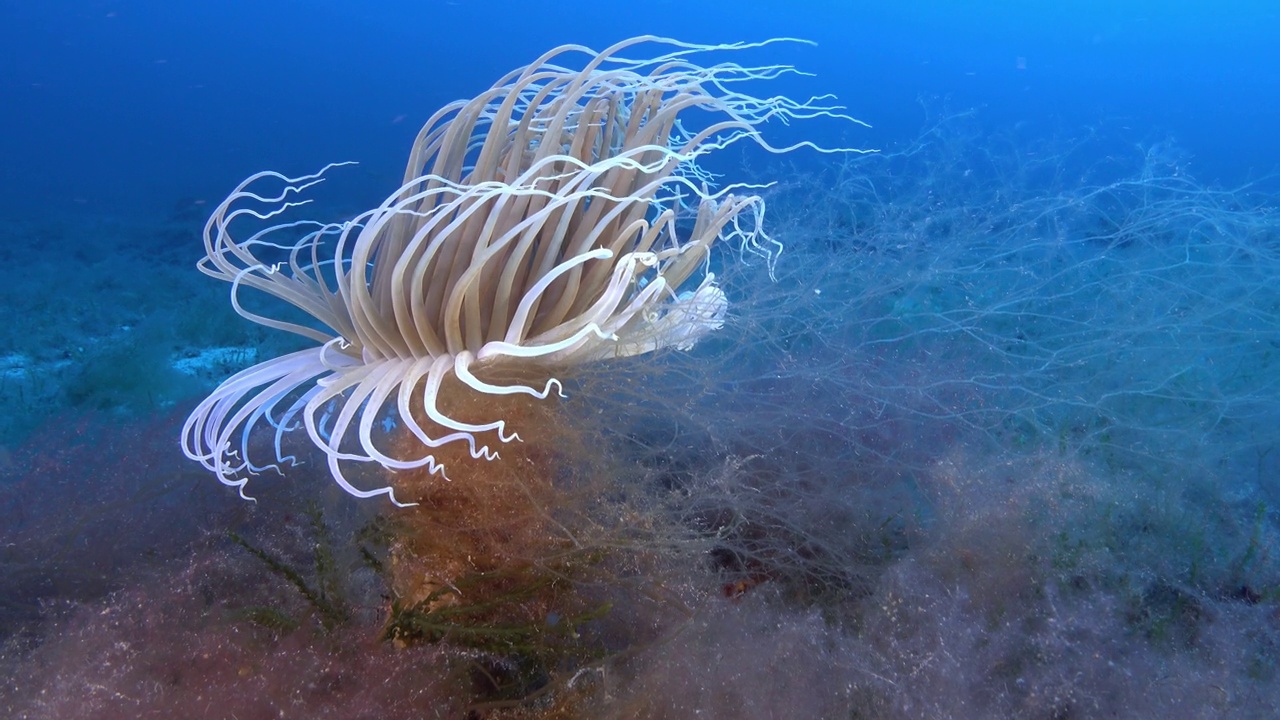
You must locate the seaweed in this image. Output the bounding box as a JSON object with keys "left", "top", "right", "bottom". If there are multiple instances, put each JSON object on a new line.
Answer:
{"left": 227, "top": 504, "right": 352, "bottom": 632}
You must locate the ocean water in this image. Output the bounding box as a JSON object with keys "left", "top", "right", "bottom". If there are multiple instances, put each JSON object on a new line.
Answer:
{"left": 2, "top": 2, "right": 1280, "bottom": 718}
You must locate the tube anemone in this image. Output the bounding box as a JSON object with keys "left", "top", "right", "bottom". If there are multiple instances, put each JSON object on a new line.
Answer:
{"left": 181, "top": 36, "right": 864, "bottom": 505}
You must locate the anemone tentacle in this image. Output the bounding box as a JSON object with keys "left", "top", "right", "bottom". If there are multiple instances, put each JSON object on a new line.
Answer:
{"left": 181, "top": 37, "right": 868, "bottom": 501}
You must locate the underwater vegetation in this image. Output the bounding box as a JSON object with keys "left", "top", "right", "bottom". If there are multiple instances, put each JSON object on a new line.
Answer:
{"left": 1, "top": 41, "right": 1279, "bottom": 720}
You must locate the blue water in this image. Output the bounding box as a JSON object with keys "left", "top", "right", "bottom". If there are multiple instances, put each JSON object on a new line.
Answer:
{"left": 3, "top": 2, "right": 1280, "bottom": 717}
{"left": 3, "top": 1, "right": 1277, "bottom": 219}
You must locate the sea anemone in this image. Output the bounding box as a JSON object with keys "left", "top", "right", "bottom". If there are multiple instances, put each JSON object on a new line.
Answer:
{"left": 181, "top": 36, "right": 861, "bottom": 506}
